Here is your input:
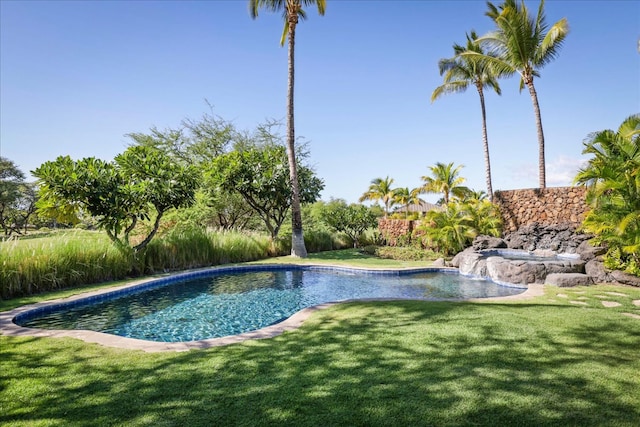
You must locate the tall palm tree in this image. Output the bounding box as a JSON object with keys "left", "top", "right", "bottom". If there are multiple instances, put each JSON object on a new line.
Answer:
{"left": 359, "top": 176, "right": 396, "bottom": 217}
{"left": 432, "top": 31, "right": 502, "bottom": 201}
{"left": 421, "top": 162, "right": 470, "bottom": 205}
{"left": 249, "top": 0, "right": 326, "bottom": 257}
{"left": 470, "top": 0, "right": 569, "bottom": 189}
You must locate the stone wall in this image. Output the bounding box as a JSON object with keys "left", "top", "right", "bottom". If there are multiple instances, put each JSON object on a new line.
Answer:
{"left": 378, "top": 218, "right": 414, "bottom": 246}
{"left": 493, "top": 186, "right": 589, "bottom": 233}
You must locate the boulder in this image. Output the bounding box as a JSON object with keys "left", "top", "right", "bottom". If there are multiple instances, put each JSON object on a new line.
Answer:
{"left": 451, "top": 247, "right": 475, "bottom": 268}
{"left": 576, "top": 240, "right": 607, "bottom": 262}
{"left": 611, "top": 270, "right": 640, "bottom": 287}
{"left": 486, "top": 257, "right": 547, "bottom": 284}
{"left": 432, "top": 258, "right": 446, "bottom": 267}
{"left": 585, "top": 259, "right": 614, "bottom": 283}
{"left": 472, "top": 235, "right": 507, "bottom": 251}
{"left": 545, "top": 273, "right": 594, "bottom": 287}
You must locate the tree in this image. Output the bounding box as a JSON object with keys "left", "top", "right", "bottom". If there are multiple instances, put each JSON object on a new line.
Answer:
{"left": 320, "top": 199, "right": 377, "bottom": 248}
{"left": 0, "top": 157, "right": 38, "bottom": 236}
{"left": 249, "top": 0, "right": 326, "bottom": 258}
{"left": 470, "top": 0, "right": 569, "bottom": 188}
{"left": 127, "top": 107, "right": 237, "bottom": 166}
{"left": 209, "top": 144, "right": 324, "bottom": 240}
{"left": 574, "top": 114, "right": 640, "bottom": 275}
{"left": 392, "top": 187, "right": 424, "bottom": 218}
{"left": 432, "top": 31, "right": 503, "bottom": 201}
{"left": 422, "top": 203, "right": 476, "bottom": 256}
{"left": 33, "top": 146, "right": 199, "bottom": 252}
{"left": 421, "top": 162, "right": 470, "bottom": 205}
{"left": 359, "top": 176, "right": 397, "bottom": 217}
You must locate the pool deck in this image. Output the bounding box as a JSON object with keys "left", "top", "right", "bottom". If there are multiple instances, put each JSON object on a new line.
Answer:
{"left": 0, "top": 264, "right": 544, "bottom": 353}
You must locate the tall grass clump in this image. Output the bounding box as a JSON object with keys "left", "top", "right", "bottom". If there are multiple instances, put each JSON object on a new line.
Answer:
{"left": 143, "top": 228, "right": 271, "bottom": 273}
{"left": 208, "top": 229, "right": 270, "bottom": 264}
{"left": 0, "top": 231, "right": 132, "bottom": 300}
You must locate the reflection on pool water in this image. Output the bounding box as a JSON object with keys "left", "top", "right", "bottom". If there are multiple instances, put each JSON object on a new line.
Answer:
{"left": 16, "top": 267, "right": 526, "bottom": 343}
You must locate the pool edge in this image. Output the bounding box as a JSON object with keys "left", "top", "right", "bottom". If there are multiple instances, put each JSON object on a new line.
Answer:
{"left": 0, "top": 263, "right": 541, "bottom": 352}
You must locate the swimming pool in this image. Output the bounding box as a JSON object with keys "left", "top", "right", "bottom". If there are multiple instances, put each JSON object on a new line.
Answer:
{"left": 13, "top": 265, "right": 526, "bottom": 343}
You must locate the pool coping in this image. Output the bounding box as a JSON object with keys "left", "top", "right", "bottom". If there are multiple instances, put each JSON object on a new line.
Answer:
{"left": 0, "top": 263, "right": 543, "bottom": 352}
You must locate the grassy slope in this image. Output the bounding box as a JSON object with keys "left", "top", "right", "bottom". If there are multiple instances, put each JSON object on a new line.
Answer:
{"left": 1, "top": 255, "right": 640, "bottom": 426}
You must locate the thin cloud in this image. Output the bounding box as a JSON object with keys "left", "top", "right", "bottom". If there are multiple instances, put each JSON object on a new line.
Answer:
{"left": 509, "top": 156, "right": 588, "bottom": 187}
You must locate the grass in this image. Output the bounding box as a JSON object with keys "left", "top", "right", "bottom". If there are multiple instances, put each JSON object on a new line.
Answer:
{"left": 0, "top": 228, "right": 347, "bottom": 300}
{"left": 251, "top": 248, "right": 436, "bottom": 269}
{"left": 1, "top": 255, "right": 639, "bottom": 426}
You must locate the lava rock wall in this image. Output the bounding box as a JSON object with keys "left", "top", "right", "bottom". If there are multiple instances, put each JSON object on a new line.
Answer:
{"left": 493, "top": 187, "right": 589, "bottom": 233}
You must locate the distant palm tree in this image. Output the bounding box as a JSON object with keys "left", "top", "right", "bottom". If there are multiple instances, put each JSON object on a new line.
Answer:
{"left": 393, "top": 187, "right": 424, "bottom": 219}
{"left": 421, "top": 162, "right": 470, "bottom": 205}
{"left": 249, "top": 0, "right": 326, "bottom": 257}
{"left": 470, "top": 0, "right": 569, "bottom": 189}
{"left": 432, "top": 31, "right": 502, "bottom": 201}
{"left": 359, "top": 176, "right": 396, "bottom": 217}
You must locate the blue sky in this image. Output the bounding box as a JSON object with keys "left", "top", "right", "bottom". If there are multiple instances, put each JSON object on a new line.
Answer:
{"left": 1, "top": 0, "right": 639, "bottom": 204}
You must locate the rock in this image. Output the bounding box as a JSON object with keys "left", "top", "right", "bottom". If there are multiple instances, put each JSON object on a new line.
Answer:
{"left": 585, "top": 259, "right": 614, "bottom": 283}
{"left": 472, "top": 235, "right": 507, "bottom": 251}
{"left": 611, "top": 270, "right": 640, "bottom": 287}
{"left": 451, "top": 247, "right": 475, "bottom": 268}
{"left": 576, "top": 240, "right": 607, "bottom": 262}
{"left": 432, "top": 258, "right": 446, "bottom": 267}
{"left": 546, "top": 273, "right": 594, "bottom": 287}
{"left": 486, "top": 257, "right": 547, "bottom": 284}
{"left": 457, "top": 252, "right": 487, "bottom": 277}
{"left": 503, "top": 223, "right": 592, "bottom": 253}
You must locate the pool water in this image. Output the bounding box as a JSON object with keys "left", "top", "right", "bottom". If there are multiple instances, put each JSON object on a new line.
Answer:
{"left": 17, "top": 268, "right": 525, "bottom": 342}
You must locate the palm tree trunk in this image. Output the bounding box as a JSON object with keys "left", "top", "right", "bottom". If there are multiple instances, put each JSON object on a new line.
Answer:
{"left": 526, "top": 80, "right": 546, "bottom": 189}
{"left": 286, "top": 17, "right": 307, "bottom": 258}
{"left": 477, "top": 84, "right": 493, "bottom": 201}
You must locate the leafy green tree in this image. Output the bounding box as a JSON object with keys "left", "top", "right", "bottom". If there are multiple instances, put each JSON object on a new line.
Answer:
{"left": 471, "top": 0, "right": 569, "bottom": 188}
{"left": 359, "top": 176, "right": 397, "bottom": 217}
{"left": 209, "top": 144, "right": 324, "bottom": 240}
{"left": 421, "top": 162, "right": 470, "bottom": 205}
{"left": 33, "top": 146, "right": 199, "bottom": 252}
{"left": 320, "top": 199, "right": 377, "bottom": 248}
{"left": 0, "top": 158, "right": 38, "bottom": 236}
{"left": 250, "top": 0, "right": 326, "bottom": 258}
{"left": 574, "top": 114, "right": 640, "bottom": 275}
{"left": 432, "top": 31, "right": 503, "bottom": 200}
{"left": 127, "top": 108, "right": 236, "bottom": 166}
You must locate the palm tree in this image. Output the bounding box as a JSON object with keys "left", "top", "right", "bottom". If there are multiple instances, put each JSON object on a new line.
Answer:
{"left": 432, "top": 31, "right": 502, "bottom": 201}
{"left": 249, "top": 0, "right": 326, "bottom": 258}
{"left": 393, "top": 187, "right": 424, "bottom": 219}
{"left": 470, "top": 0, "right": 569, "bottom": 189}
{"left": 421, "top": 162, "right": 470, "bottom": 205}
{"left": 423, "top": 203, "right": 476, "bottom": 256}
{"left": 359, "top": 176, "right": 396, "bottom": 217}
{"left": 574, "top": 114, "right": 640, "bottom": 270}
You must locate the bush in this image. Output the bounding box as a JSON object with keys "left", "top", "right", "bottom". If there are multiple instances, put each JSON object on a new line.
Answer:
{"left": 374, "top": 245, "right": 440, "bottom": 262}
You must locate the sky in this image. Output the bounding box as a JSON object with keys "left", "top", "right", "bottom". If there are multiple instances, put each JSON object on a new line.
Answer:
{"left": 1, "top": 0, "right": 639, "bottom": 205}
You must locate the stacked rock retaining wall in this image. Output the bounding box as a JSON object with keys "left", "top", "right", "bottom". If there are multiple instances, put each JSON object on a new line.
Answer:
{"left": 493, "top": 186, "right": 589, "bottom": 233}
{"left": 378, "top": 219, "right": 414, "bottom": 246}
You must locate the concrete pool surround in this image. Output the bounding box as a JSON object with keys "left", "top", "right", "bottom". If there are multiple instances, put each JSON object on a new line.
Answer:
{"left": 0, "top": 264, "right": 542, "bottom": 352}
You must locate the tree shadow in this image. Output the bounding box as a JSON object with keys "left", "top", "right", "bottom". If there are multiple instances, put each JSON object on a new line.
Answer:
{"left": 1, "top": 301, "right": 639, "bottom": 426}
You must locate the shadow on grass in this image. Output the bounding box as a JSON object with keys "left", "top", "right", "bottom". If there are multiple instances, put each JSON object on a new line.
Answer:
{"left": 1, "top": 301, "right": 639, "bottom": 426}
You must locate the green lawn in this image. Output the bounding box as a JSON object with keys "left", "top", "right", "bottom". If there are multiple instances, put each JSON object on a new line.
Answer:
{"left": 1, "top": 256, "right": 640, "bottom": 426}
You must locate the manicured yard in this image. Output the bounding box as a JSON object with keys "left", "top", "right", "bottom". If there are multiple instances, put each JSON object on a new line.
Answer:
{"left": 1, "top": 256, "right": 639, "bottom": 426}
